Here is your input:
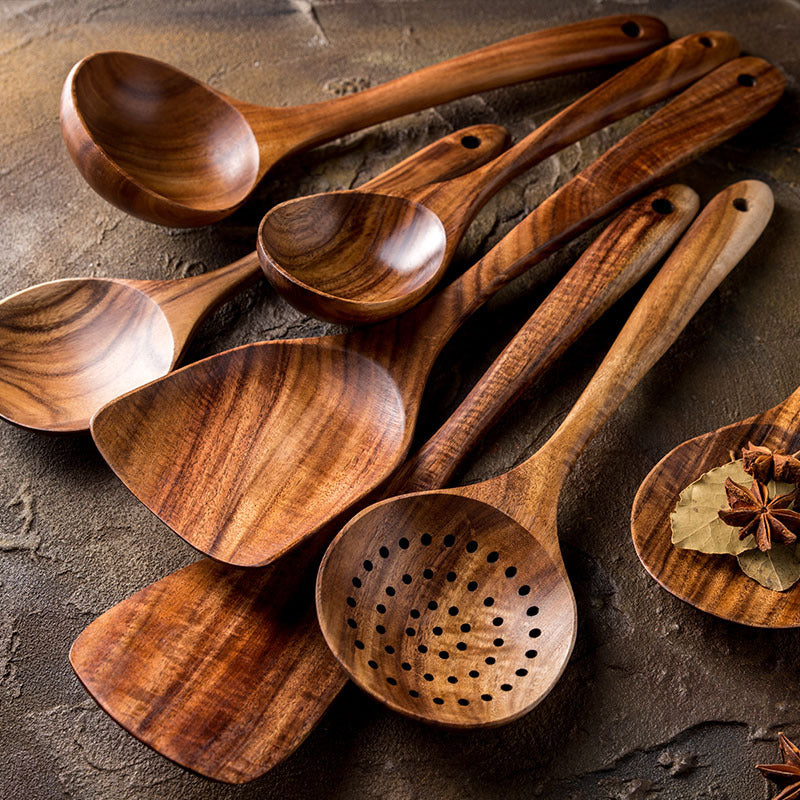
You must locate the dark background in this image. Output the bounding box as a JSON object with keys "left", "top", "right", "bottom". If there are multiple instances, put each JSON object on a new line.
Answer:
{"left": 1, "top": 1, "right": 799, "bottom": 797}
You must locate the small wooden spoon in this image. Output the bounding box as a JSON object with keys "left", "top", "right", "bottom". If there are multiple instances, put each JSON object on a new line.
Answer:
{"left": 0, "top": 125, "right": 508, "bottom": 433}
{"left": 60, "top": 16, "right": 667, "bottom": 228}
{"left": 316, "top": 180, "right": 774, "bottom": 726}
{"left": 630, "top": 195, "right": 800, "bottom": 630}
{"left": 70, "top": 183, "right": 699, "bottom": 783}
{"left": 91, "top": 58, "right": 785, "bottom": 568}
{"left": 258, "top": 32, "right": 738, "bottom": 324}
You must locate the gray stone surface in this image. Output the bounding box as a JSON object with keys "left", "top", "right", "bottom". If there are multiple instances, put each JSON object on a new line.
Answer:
{"left": 1, "top": 0, "right": 799, "bottom": 797}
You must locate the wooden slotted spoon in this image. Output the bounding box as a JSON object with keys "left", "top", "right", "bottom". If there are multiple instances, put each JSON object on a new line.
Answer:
{"left": 90, "top": 58, "right": 785, "bottom": 568}
{"left": 60, "top": 16, "right": 667, "bottom": 227}
{"left": 71, "top": 183, "right": 698, "bottom": 782}
{"left": 316, "top": 179, "right": 775, "bottom": 726}
{"left": 257, "top": 32, "right": 737, "bottom": 324}
{"left": 0, "top": 124, "right": 508, "bottom": 433}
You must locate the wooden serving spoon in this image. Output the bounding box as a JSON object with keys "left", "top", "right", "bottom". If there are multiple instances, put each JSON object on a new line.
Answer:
{"left": 316, "top": 180, "right": 774, "bottom": 727}
{"left": 258, "top": 32, "right": 738, "bottom": 324}
{"left": 90, "top": 58, "right": 785, "bottom": 569}
{"left": 630, "top": 193, "right": 800, "bottom": 630}
{"left": 60, "top": 16, "right": 667, "bottom": 228}
{"left": 71, "top": 184, "right": 699, "bottom": 782}
{"left": 0, "top": 124, "right": 508, "bottom": 434}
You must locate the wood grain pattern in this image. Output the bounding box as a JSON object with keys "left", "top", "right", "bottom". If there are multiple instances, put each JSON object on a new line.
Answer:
{"left": 628, "top": 186, "right": 800, "bottom": 629}
{"left": 71, "top": 184, "right": 698, "bottom": 782}
{"left": 258, "top": 32, "right": 738, "bottom": 324}
{"left": 90, "top": 57, "right": 785, "bottom": 569}
{"left": 0, "top": 125, "right": 507, "bottom": 433}
{"left": 316, "top": 180, "right": 774, "bottom": 727}
{"left": 60, "top": 16, "right": 667, "bottom": 227}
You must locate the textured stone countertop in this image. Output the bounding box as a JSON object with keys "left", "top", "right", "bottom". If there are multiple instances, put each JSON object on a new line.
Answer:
{"left": 1, "top": 1, "right": 799, "bottom": 798}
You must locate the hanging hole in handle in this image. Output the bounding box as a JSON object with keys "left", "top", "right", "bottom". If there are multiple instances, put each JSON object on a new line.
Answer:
{"left": 733, "top": 197, "right": 749, "bottom": 212}
{"left": 651, "top": 198, "right": 675, "bottom": 215}
{"left": 738, "top": 74, "right": 757, "bottom": 87}
{"left": 621, "top": 21, "right": 642, "bottom": 38}
{"left": 699, "top": 36, "right": 713, "bottom": 48}
{"left": 461, "top": 135, "right": 481, "bottom": 149}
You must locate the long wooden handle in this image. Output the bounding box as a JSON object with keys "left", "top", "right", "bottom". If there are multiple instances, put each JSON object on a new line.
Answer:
{"left": 273, "top": 16, "right": 668, "bottom": 149}
{"left": 401, "top": 57, "right": 784, "bottom": 353}
{"left": 426, "top": 32, "right": 737, "bottom": 223}
{"left": 144, "top": 123, "right": 510, "bottom": 353}
{"left": 390, "top": 184, "right": 699, "bottom": 493}
{"left": 537, "top": 180, "right": 774, "bottom": 478}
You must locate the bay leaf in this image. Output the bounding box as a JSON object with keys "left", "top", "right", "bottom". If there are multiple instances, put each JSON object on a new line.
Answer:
{"left": 738, "top": 543, "right": 800, "bottom": 592}
{"left": 670, "top": 460, "right": 795, "bottom": 555}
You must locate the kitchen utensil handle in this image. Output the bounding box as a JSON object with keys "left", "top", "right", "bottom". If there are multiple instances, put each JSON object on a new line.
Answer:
{"left": 278, "top": 16, "right": 668, "bottom": 147}
{"left": 360, "top": 124, "right": 509, "bottom": 194}
{"left": 389, "top": 185, "right": 699, "bottom": 493}
{"left": 435, "top": 32, "right": 738, "bottom": 218}
{"left": 540, "top": 180, "right": 774, "bottom": 476}
{"left": 402, "top": 57, "right": 784, "bottom": 350}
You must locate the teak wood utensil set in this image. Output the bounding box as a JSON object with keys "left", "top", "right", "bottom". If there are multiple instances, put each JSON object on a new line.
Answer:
{"left": 1, "top": 10, "right": 793, "bottom": 786}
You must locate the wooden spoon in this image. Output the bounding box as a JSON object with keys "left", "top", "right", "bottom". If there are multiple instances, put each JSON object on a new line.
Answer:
{"left": 90, "top": 58, "right": 785, "bottom": 568}
{"left": 71, "top": 183, "right": 699, "bottom": 783}
{"left": 258, "top": 32, "right": 738, "bottom": 324}
{"left": 0, "top": 124, "right": 508, "bottom": 434}
{"left": 60, "top": 16, "right": 667, "bottom": 228}
{"left": 630, "top": 190, "right": 800, "bottom": 630}
{"left": 316, "top": 179, "right": 774, "bottom": 727}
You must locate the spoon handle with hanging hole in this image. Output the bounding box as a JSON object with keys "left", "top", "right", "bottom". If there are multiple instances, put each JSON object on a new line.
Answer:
{"left": 428, "top": 32, "right": 738, "bottom": 219}
{"left": 401, "top": 57, "right": 784, "bottom": 352}
{"left": 264, "top": 16, "right": 668, "bottom": 149}
{"left": 538, "top": 180, "right": 775, "bottom": 478}
{"left": 390, "top": 184, "right": 699, "bottom": 493}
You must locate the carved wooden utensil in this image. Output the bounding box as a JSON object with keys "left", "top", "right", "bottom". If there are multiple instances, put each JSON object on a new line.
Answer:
{"left": 629, "top": 192, "right": 800, "bottom": 630}
{"left": 90, "top": 58, "right": 785, "bottom": 569}
{"left": 60, "top": 16, "right": 667, "bottom": 228}
{"left": 71, "top": 183, "right": 699, "bottom": 783}
{"left": 0, "top": 125, "right": 508, "bottom": 434}
{"left": 258, "top": 32, "right": 737, "bottom": 324}
{"left": 317, "top": 179, "right": 775, "bottom": 727}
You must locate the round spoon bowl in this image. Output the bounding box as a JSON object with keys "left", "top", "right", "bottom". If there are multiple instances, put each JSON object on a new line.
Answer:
{"left": 258, "top": 192, "right": 447, "bottom": 323}
{"left": 0, "top": 279, "right": 174, "bottom": 432}
{"left": 63, "top": 52, "right": 260, "bottom": 223}
{"left": 317, "top": 493, "right": 576, "bottom": 726}
{"left": 632, "top": 419, "right": 800, "bottom": 628}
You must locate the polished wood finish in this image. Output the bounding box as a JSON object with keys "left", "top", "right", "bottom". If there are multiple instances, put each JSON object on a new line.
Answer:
{"left": 90, "top": 58, "right": 785, "bottom": 568}
{"left": 60, "top": 16, "right": 668, "bottom": 227}
{"left": 71, "top": 184, "right": 698, "bottom": 782}
{"left": 0, "top": 125, "right": 507, "bottom": 433}
{"left": 317, "top": 180, "right": 773, "bottom": 727}
{"left": 629, "top": 188, "right": 800, "bottom": 628}
{"left": 259, "top": 32, "right": 738, "bottom": 324}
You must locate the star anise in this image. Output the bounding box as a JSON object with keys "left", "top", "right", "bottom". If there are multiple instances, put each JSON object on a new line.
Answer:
{"left": 756, "top": 732, "right": 800, "bottom": 800}
{"left": 718, "top": 477, "right": 800, "bottom": 552}
{"left": 742, "top": 442, "right": 800, "bottom": 484}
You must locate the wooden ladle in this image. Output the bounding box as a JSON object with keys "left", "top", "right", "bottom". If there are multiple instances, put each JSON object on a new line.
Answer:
{"left": 60, "top": 16, "right": 667, "bottom": 227}
{"left": 90, "top": 58, "right": 785, "bottom": 568}
{"left": 0, "top": 124, "right": 508, "bottom": 433}
{"left": 70, "top": 183, "right": 699, "bottom": 782}
{"left": 316, "top": 180, "right": 775, "bottom": 726}
{"left": 258, "top": 32, "right": 738, "bottom": 323}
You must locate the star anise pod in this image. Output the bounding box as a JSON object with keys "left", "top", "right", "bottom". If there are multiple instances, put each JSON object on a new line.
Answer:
{"left": 718, "top": 477, "right": 800, "bottom": 551}
{"left": 756, "top": 732, "right": 800, "bottom": 800}
{"left": 741, "top": 442, "right": 800, "bottom": 484}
